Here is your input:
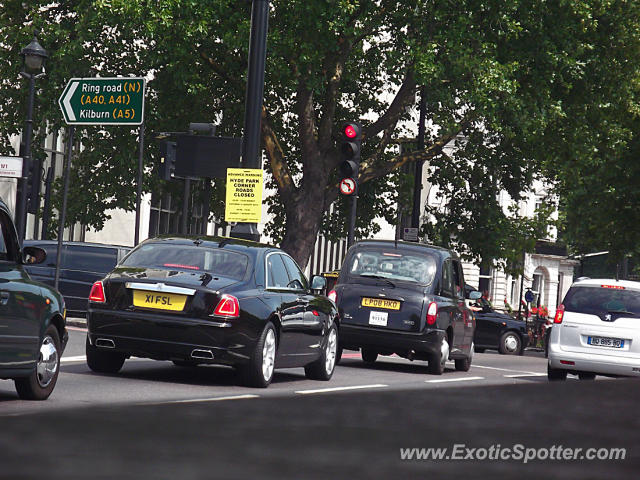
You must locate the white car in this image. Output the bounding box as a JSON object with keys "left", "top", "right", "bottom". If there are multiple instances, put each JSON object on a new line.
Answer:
{"left": 548, "top": 278, "right": 640, "bottom": 380}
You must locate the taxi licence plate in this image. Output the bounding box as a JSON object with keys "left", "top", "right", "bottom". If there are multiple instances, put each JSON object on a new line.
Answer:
{"left": 361, "top": 297, "right": 400, "bottom": 310}
{"left": 133, "top": 290, "right": 187, "bottom": 311}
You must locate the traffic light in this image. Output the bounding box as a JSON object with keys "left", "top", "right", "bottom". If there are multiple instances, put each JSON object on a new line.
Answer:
{"left": 158, "top": 141, "right": 177, "bottom": 181}
{"left": 339, "top": 122, "right": 361, "bottom": 192}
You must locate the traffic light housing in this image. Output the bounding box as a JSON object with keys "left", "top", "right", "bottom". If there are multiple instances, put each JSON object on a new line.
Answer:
{"left": 158, "top": 141, "right": 177, "bottom": 181}
{"left": 339, "top": 122, "right": 361, "bottom": 190}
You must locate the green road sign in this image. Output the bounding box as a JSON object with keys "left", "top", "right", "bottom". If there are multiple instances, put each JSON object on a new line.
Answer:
{"left": 58, "top": 77, "right": 146, "bottom": 125}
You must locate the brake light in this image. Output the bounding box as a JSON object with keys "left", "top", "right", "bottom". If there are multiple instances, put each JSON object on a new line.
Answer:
{"left": 601, "top": 284, "right": 625, "bottom": 290}
{"left": 554, "top": 304, "right": 564, "bottom": 324}
{"left": 89, "top": 281, "right": 106, "bottom": 303}
{"left": 328, "top": 290, "right": 337, "bottom": 303}
{"left": 164, "top": 263, "right": 200, "bottom": 270}
{"left": 426, "top": 301, "right": 437, "bottom": 325}
{"left": 213, "top": 294, "right": 239, "bottom": 318}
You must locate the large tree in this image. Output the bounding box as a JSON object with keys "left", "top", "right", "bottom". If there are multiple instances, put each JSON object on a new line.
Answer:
{"left": 1, "top": 1, "right": 638, "bottom": 270}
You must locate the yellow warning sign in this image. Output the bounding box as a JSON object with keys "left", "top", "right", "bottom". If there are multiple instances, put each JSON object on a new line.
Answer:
{"left": 224, "top": 168, "right": 264, "bottom": 223}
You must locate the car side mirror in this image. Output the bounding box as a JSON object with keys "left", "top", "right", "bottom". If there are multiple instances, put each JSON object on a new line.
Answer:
{"left": 468, "top": 290, "right": 482, "bottom": 301}
{"left": 310, "top": 275, "right": 326, "bottom": 294}
{"left": 22, "top": 246, "right": 47, "bottom": 265}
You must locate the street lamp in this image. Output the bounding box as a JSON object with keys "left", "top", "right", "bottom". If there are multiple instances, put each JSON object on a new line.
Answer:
{"left": 16, "top": 31, "right": 48, "bottom": 243}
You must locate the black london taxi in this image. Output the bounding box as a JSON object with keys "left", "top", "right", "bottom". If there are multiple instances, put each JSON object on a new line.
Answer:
{"left": 330, "top": 240, "right": 478, "bottom": 374}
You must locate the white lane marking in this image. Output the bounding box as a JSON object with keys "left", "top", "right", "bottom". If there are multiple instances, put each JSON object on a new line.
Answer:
{"left": 426, "top": 376, "right": 485, "bottom": 384}
{"left": 66, "top": 326, "right": 88, "bottom": 332}
{"left": 145, "top": 395, "right": 259, "bottom": 405}
{"left": 472, "top": 364, "right": 544, "bottom": 375}
{"left": 295, "top": 384, "right": 388, "bottom": 395}
{"left": 504, "top": 373, "right": 547, "bottom": 378}
{"left": 61, "top": 355, "right": 86, "bottom": 363}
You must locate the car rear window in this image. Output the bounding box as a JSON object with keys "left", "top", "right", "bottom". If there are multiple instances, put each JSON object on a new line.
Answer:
{"left": 121, "top": 243, "right": 249, "bottom": 280}
{"left": 346, "top": 249, "right": 438, "bottom": 285}
{"left": 563, "top": 285, "right": 640, "bottom": 316}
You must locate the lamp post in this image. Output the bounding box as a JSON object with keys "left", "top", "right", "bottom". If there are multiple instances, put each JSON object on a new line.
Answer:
{"left": 17, "top": 31, "right": 48, "bottom": 243}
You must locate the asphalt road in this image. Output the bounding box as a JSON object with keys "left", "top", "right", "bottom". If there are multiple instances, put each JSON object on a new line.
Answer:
{"left": 1, "top": 327, "right": 637, "bottom": 479}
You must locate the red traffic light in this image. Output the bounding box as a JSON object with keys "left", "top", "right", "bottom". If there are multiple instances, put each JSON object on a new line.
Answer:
{"left": 344, "top": 124, "right": 357, "bottom": 139}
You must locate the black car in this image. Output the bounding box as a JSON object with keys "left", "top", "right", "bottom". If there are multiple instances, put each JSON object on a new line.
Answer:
{"left": 466, "top": 286, "right": 529, "bottom": 355}
{"left": 330, "top": 240, "right": 478, "bottom": 375}
{"left": 23, "top": 240, "right": 131, "bottom": 315}
{"left": 0, "top": 197, "right": 67, "bottom": 400}
{"left": 86, "top": 236, "right": 339, "bottom": 387}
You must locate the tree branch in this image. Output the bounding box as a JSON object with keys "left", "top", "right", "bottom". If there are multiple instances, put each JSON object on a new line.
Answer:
{"left": 364, "top": 70, "right": 417, "bottom": 140}
{"left": 262, "top": 107, "right": 296, "bottom": 200}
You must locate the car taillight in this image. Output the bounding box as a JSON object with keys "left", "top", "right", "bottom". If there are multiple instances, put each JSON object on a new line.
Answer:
{"left": 328, "top": 290, "right": 337, "bottom": 303}
{"left": 213, "top": 294, "right": 239, "bottom": 318}
{"left": 89, "top": 281, "right": 106, "bottom": 303}
{"left": 554, "top": 304, "right": 565, "bottom": 324}
{"left": 426, "top": 301, "right": 437, "bottom": 325}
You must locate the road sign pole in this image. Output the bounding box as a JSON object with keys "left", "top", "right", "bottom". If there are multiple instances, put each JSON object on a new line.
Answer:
{"left": 230, "top": 0, "right": 269, "bottom": 242}
{"left": 347, "top": 186, "right": 358, "bottom": 249}
{"left": 54, "top": 126, "right": 74, "bottom": 292}
{"left": 134, "top": 123, "right": 145, "bottom": 245}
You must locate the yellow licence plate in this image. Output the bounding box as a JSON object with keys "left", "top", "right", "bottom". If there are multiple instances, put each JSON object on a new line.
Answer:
{"left": 132, "top": 290, "right": 187, "bottom": 311}
{"left": 361, "top": 297, "right": 401, "bottom": 310}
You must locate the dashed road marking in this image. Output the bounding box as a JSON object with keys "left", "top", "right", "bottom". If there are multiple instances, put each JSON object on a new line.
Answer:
{"left": 295, "top": 384, "right": 388, "bottom": 395}
{"left": 426, "top": 376, "right": 485, "bottom": 383}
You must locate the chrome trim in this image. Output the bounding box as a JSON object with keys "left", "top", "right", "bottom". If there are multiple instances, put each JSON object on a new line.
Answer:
{"left": 95, "top": 338, "right": 115, "bottom": 349}
{"left": 191, "top": 349, "right": 214, "bottom": 359}
{"left": 264, "top": 251, "right": 309, "bottom": 291}
{"left": 125, "top": 282, "right": 196, "bottom": 296}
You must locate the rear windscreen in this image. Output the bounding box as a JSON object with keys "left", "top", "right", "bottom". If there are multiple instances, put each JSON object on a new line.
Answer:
{"left": 346, "top": 249, "right": 438, "bottom": 285}
{"left": 121, "top": 244, "right": 249, "bottom": 280}
{"left": 563, "top": 285, "right": 640, "bottom": 316}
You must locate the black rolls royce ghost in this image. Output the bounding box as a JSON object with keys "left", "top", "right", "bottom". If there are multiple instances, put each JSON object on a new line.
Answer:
{"left": 86, "top": 236, "right": 339, "bottom": 387}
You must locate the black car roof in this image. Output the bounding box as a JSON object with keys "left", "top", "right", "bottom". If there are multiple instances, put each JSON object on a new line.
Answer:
{"left": 24, "top": 240, "right": 131, "bottom": 249}
{"left": 351, "top": 239, "right": 455, "bottom": 259}
{"left": 140, "top": 235, "right": 278, "bottom": 255}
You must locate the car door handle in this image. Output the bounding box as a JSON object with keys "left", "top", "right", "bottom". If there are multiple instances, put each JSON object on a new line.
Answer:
{"left": 0, "top": 291, "right": 9, "bottom": 306}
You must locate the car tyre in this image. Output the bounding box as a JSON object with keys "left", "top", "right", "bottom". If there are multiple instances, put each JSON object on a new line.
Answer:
{"left": 86, "top": 337, "right": 126, "bottom": 374}
{"left": 238, "top": 322, "right": 277, "bottom": 388}
{"left": 428, "top": 337, "right": 449, "bottom": 375}
{"left": 499, "top": 332, "right": 522, "bottom": 355}
{"left": 335, "top": 345, "right": 343, "bottom": 365}
{"left": 305, "top": 323, "right": 338, "bottom": 381}
{"left": 547, "top": 364, "right": 568, "bottom": 381}
{"left": 578, "top": 372, "right": 596, "bottom": 380}
{"left": 14, "top": 325, "right": 61, "bottom": 400}
{"left": 455, "top": 342, "right": 473, "bottom": 372}
{"left": 361, "top": 348, "right": 378, "bottom": 364}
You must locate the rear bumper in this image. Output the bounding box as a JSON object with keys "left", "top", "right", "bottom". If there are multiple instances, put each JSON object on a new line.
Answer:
{"left": 87, "top": 308, "right": 258, "bottom": 366}
{"left": 548, "top": 344, "right": 640, "bottom": 376}
{"left": 339, "top": 323, "right": 445, "bottom": 356}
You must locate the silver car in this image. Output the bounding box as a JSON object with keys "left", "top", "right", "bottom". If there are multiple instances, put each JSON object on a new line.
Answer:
{"left": 548, "top": 278, "right": 640, "bottom": 380}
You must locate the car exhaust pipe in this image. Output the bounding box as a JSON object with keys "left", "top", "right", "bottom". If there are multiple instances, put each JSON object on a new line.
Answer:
{"left": 191, "top": 349, "right": 214, "bottom": 360}
{"left": 95, "top": 338, "right": 115, "bottom": 349}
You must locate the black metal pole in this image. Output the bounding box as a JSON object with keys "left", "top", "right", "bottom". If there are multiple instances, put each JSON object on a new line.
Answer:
{"left": 411, "top": 86, "right": 427, "bottom": 231}
{"left": 54, "top": 126, "right": 74, "bottom": 292}
{"left": 347, "top": 190, "right": 358, "bottom": 248}
{"left": 134, "top": 123, "right": 145, "bottom": 245}
{"left": 202, "top": 179, "right": 212, "bottom": 235}
{"left": 230, "top": 0, "right": 269, "bottom": 242}
{"left": 40, "top": 166, "right": 53, "bottom": 239}
{"left": 17, "top": 74, "right": 35, "bottom": 244}
{"left": 182, "top": 178, "right": 191, "bottom": 234}
{"left": 517, "top": 252, "right": 525, "bottom": 320}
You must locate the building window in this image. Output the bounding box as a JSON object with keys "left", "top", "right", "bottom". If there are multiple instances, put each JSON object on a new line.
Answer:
{"left": 478, "top": 264, "right": 492, "bottom": 297}
{"left": 532, "top": 271, "right": 544, "bottom": 306}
